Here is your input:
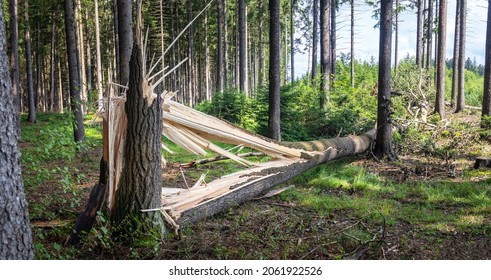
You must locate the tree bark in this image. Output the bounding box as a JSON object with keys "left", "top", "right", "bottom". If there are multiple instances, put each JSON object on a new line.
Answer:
{"left": 451, "top": 0, "right": 460, "bottom": 108}
{"left": 112, "top": 42, "right": 165, "bottom": 235}
{"left": 416, "top": 0, "right": 424, "bottom": 68}
{"left": 426, "top": 0, "right": 433, "bottom": 69}
{"left": 394, "top": 0, "right": 399, "bottom": 76}
{"left": 217, "top": 0, "right": 224, "bottom": 92}
{"left": 330, "top": 0, "right": 336, "bottom": 81}
{"left": 187, "top": 0, "right": 195, "bottom": 107}
{"left": 49, "top": 18, "right": 56, "bottom": 112}
{"left": 350, "top": 0, "right": 354, "bottom": 88}
{"left": 482, "top": 0, "right": 491, "bottom": 118}
{"left": 8, "top": 0, "right": 20, "bottom": 134}
{"left": 455, "top": 0, "right": 466, "bottom": 112}
{"left": 25, "top": 0, "right": 35, "bottom": 123}
{"left": 117, "top": 0, "right": 132, "bottom": 87}
{"left": 435, "top": 0, "right": 447, "bottom": 119}
{"left": 268, "top": 0, "right": 281, "bottom": 141}
{"left": 374, "top": 0, "right": 396, "bottom": 160}
{"left": 312, "top": 0, "right": 318, "bottom": 81}
{"left": 177, "top": 129, "right": 376, "bottom": 226}
{"left": 94, "top": 0, "right": 103, "bottom": 110}
{"left": 64, "top": 0, "right": 86, "bottom": 143}
{"left": 290, "top": 0, "right": 295, "bottom": 83}
{"left": 0, "top": 5, "right": 34, "bottom": 259}
{"left": 239, "top": 0, "right": 248, "bottom": 93}
{"left": 320, "top": 0, "right": 330, "bottom": 108}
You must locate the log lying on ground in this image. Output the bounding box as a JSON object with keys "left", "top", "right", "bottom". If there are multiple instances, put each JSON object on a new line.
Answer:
{"left": 164, "top": 129, "right": 376, "bottom": 227}
{"left": 474, "top": 157, "right": 491, "bottom": 169}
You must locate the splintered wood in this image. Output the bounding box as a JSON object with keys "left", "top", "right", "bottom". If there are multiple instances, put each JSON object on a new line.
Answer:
{"left": 101, "top": 90, "right": 316, "bottom": 230}
{"left": 101, "top": 87, "right": 375, "bottom": 231}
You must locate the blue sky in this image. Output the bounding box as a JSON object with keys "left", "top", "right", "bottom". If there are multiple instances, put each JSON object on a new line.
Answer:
{"left": 295, "top": 0, "right": 489, "bottom": 78}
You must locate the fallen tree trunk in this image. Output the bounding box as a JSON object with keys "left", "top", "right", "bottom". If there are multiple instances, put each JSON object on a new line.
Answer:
{"left": 167, "top": 129, "right": 376, "bottom": 227}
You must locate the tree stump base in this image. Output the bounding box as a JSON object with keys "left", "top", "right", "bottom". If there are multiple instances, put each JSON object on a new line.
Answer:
{"left": 474, "top": 157, "right": 491, "bottom": 169}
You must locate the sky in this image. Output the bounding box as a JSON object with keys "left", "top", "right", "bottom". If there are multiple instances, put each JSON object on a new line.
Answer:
{"left": 295, "top": 0, "right": 489, "bottom": 78}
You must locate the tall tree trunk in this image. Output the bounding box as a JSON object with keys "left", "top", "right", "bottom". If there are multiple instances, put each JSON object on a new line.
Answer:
{"left": 224, "top": 0, "right": 229, "bottom": 89}
{"left": 330, "top": 0, "right": 336, "bottom": 81}
{"left": 374, "top": 0, "right": 396, "bottom": 160}
{"left": 117, "top": 0, "right": 132, "bottom": 87}
{"left": 268, "top": 0, "right": 281, "bottom": 141}
{"left": 416, "top": 0, "right": 424, "bottom": 68}
{"left": 64, "top": 0, "right": 86, "bottom": 143}
{"left": 290, "top": 0, "right": 295, "bottom": 83}
{"left": 312, "top": 0, "right": 318, "bottom": 80}
{"left": 94, "top": 0, "right": 103, "bottom": 110}
{"left": 239, "top": 0, "right": 248, "bottom": 93}
{"left": 50, "top": 18, "right": 56, "bottom": 112}
{"left": 217, "top": 0, "right": 224, "bottom": 92}
{"left": 160, "top": 0, "right": 165, "bottom": 91}
{"left": 205, "top": 10, "right": 210, "bottom": 100}
{"left": 320, "top": 0, "right": 330, "bottom": 109}
{"left": 76, "top": 0, "right": 87, "bottom": 114}
{"left": 187, "top": 0, "right": 195, "bottom": 107}
{"left": 113, "top": 42, "right": 165, "bottom": 235}
{"left": 426, "top": 0, "right": 433, "bottom": 69}
{"left": 483, "top": 0, "right": 491, "bottom": 118}
{"left": 25, "top": 0, "right": 35, "bottom": 123}
{"left": 394, "top": 0, "right": 399, "bottom": 76}
{"left": 350, "top": 0, "right": 354, "bottom": 88}
{"left": 8, "top": 0, "right": 20, "bottom": 134}
{"left": 435, "top": 0, "right": 446, "bottom": 119}
{"left": 0, "top": 4, "right": 34, "bottom": 259}
{"left": 455, "top": 0, "right": 466, "bottom": 112}
{"left": 85, "top": 9, "right": 92, "bottom": 105}
{"left": 57, "top": 57, "right": 64, "bottom": 113}
{"left": 258, "top": 0, "right": 264, "bottom": 87}
{"left": 451, "top": 0, "right": 460, "bottom": 108}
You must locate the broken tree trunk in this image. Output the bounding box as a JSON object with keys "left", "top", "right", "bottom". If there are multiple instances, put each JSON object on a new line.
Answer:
{"left": 164, "top": 129, "right": 376, "bottom": 227}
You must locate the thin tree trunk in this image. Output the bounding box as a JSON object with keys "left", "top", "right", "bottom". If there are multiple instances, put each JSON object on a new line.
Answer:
{"left": 483, "top": 0, "right": 491, "bottom": 118}
{"left": 57, "top": 57, "right": 64, "bottom": 113}
{"left": 0, "top": 4, "right": 34, "bottom": 259}
{"left": 94, "top": 0, "right": 103, "bottom": 110}
{"left": 187, "top": 0, "right": 195, "bottom": 107}
{"left": 350, "top": 0, "right": 354, "bottom": 88}
{"left": 64, "top": 0, "right": 86, "bottom": 143}
{"left": 451, "top": 0, "right": 460, "bottom": 108}
{"left": 75, "top": 0, "right": 87, "bottom": 114}
{"left": 8, "top": 0, "right": 21, "bottom": 133}
{"left": 268, "top": 0, "right": 281, "bottom": 141}
{"left": 50, "top": 18, "right": 56, "bottom": 112}
{"left": 435, "top": 0, "right": 447, "bottom": 119}
{"left": 205, "top": 10, "right": 210, "bottom": 99}
{"left": 455, "top": 0, "right": 466, "bottom": 112}
{"left": 160, "top": 0, "right": 165, "bottom": 91}
{"left": 375, "top": 0, "right": 396, "bottom": 160}
{"left": 258, "top": 0, "right": 264, "bottom": 87}
{"left": 85, "top": 9, "right": 92, "bottom": 105}
{"left": 330, "top": 0, "right": 336, "bottom": 81}
{"left": 426, "top": 0, "right": 433, "bottom": 69}
{"left": 290, "top": 0, "right": 295, "bottom": 83}
{"left": 25, "top": 0, "right": 35, "bottom": 123}
{"left": 416, "top": 0, "right": 424, "bottom": 68}
{"left": 312, "top": 0, "right": 318, "bottom": 80}
{"left": 224, "top": 0, "right": 229, "bottom": 89}
{"left": 320, "top": 0, "right": 330, "bottom": 108}
{"left": 394, "top": 0, "right": 399, "bottom": 76}
{"left": 217, "top": 0, "right": 224, "bottom": 92}
{"left": 239, "top": 0, "right": 247, "bottom": 93}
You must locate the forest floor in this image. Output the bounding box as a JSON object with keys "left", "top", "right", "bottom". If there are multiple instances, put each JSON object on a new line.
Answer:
{"left": 20, "top": 109, "right": 491, "bottom": 260}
